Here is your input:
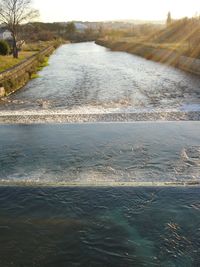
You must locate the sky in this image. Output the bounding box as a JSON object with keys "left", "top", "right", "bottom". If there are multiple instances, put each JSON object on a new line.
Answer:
{"left": 33, "top": 0, "right": 200, "bottom": 22}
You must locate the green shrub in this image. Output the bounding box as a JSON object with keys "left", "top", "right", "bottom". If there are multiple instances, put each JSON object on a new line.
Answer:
{"left": 0, "top": 40, "right": 10, "bottom": 55}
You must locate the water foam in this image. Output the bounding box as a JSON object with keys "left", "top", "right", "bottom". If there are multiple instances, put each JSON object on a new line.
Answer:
{"left": 0, "top": 109, "right": 199, "bottom": 123}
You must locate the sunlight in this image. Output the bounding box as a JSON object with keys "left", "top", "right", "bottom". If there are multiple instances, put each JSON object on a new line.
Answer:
{"left": 33, "top": 0, "right": 200, "bottom": 22}
{"left": 0, "top": 0, "right": 200, "bottom": 265}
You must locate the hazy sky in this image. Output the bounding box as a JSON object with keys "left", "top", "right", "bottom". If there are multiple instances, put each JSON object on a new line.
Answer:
{"left": 33, "top": 0, "right": 200, "bottom": 22}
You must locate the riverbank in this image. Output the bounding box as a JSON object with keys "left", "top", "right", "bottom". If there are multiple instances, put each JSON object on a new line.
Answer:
{"left": 96, "top": 39, "right": 200, "bottom": 76}
{"left": 0, "top": 52, "right": 36, "bottom": 72}
{"left": 0, "top": 40, "right": 64, "bottom": 97}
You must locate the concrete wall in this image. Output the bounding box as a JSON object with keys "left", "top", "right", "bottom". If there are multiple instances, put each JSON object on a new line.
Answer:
{"left": 0, "top": 46, "right": 54, "bottom": 97}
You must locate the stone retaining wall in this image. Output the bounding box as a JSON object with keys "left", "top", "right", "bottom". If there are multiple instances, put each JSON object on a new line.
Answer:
{"left": 0, "top": 46, "right": 54, "bottom": 97}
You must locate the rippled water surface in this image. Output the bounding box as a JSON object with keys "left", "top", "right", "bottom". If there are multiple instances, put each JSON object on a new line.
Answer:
{"left": 0, "top": 122, "right": 200, "bottom": 185}
{"left": 0, "top": 42, "right": 200, "bottom": 113}
{"left": 0, "top": 186, "right": 200, "bottom": 267}
{"left": 0, "top": 42, "right": 200, "bottom": 266}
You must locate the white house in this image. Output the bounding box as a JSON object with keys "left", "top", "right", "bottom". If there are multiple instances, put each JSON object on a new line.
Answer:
{"left": 74, "top": 23, "right": 88, "bottom": 33}
{"left": 0, "top": 28, "right": 12, "bottom": 40}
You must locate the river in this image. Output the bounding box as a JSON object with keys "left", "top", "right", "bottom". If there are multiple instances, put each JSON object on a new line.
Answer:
{"left": 0, "top": 42, "right": 200, "bottom": 266}
{"left": 0, "top": 42, "right": 200, "bottom": 118}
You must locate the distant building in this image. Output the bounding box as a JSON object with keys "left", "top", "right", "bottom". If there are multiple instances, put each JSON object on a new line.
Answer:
{"left": 74, "top": 22, "right": 88, "bottom": 33}
{"left": 0, "top": 28, "right": 12, "bottom": 40}
{"left": 166, "top": 12, "right": 172, "bottom": 27}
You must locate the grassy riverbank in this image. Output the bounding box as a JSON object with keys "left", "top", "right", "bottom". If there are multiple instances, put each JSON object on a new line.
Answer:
{"left": 0, "top": 44, "right": 59, "bottom": 97}
{"left": 0, "top": 52, "right": 36, "bottom": 72}
{"left": 111, "top": 37, "right": 192, "bottom": 55}
{"left": 97, "top": 36, "right": 200, "bottom": 58}
{"left": 0, "top": 40, "right": 64, "bottom": 73}
{"left": 0, "top": 39, "right": 66, "bottom": 97}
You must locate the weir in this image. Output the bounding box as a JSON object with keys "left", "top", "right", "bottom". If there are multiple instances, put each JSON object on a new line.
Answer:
{"left": 0, "top": 43, "right": 199, "bottom": 185}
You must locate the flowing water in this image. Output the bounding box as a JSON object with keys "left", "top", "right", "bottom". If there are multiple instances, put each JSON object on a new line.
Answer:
{"left": 0, "top": 42, "right": 200, "bottom": 119}
{"left": 0, "top": 123, "right": 200, "bottom": 185}
{"left": 0, "top": 122, "right": 200, "bottom": 266}
{"left": 0, "top": 186, "right": 200, "bottom": 267}
{"left": 0, "top": 43, "right": 200, "bottom": 266}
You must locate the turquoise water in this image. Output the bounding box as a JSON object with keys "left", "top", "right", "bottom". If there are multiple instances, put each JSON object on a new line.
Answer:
{"left": 0, "top": 186, "right": 200, "bottom": 267}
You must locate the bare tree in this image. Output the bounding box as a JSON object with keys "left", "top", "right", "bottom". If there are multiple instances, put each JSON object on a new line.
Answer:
{"left": 0, "top": 0, "right": 39, "bottom": 58}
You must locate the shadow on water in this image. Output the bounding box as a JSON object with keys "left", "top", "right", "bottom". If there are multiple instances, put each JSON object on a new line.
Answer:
{"left": 0, "top": 186, "right": 200, "bottom": 267}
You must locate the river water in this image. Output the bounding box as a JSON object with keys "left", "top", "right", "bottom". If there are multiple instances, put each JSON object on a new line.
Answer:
{"left": 0, "top": 42, "right": 200, "bottom": 118}
{"left": 0, "top": 43, "right": 200, "bottom": 266}
{"left": 1, "top": 186, "right": 200, "bottom": 267}
{"left": 0, "top": 123, "right": 200, "bottom": 266}
{"left": 0, "top": 123, "right": 200, "bottom": 186}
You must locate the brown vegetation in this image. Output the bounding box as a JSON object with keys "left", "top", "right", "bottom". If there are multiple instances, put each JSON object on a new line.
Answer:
{"left": 99, "top": 16, "right": 200, "bottom": 59}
